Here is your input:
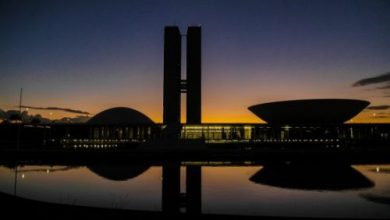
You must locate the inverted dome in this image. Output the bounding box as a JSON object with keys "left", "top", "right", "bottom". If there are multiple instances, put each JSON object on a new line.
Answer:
{"left": 88, "top": 165, "right": 150, "bottom": 181}
{"left": 250, "top": 164, "right": 374, "bottom": 191}
{"left": 88, "top": 107, "right": 154, "bottom": 125}
{"left": 248, "top": 99, "right": 369, "bottom": 125}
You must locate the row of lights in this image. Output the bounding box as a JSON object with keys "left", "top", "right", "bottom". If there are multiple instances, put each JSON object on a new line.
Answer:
{"left": 206, "top": 139, "right": 250, "bottom": 143}
{"left": 61, "top": 139, "right": 141, "bottom": 143}
{"left": 69, "top": 144, "right": 119, "bottom": 148}
{"left": 325, "top": 145, "right": 341, "bottom": 148}
{"left": 253, "top": 139, "right": 340, "bottom": 143}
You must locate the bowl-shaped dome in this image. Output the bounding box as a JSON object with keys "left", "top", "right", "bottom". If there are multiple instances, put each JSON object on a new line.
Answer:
{"left": 87, "top": 164, "right": 150, "bottom": 181}
{"left": 88, "top": 107, "right": 154, "bottom": 125}
{"left": 248, "top": 99, "right": 369, "bottom": 125}
{"left": 249, "top": 163, "right": 374, "bottom": 191}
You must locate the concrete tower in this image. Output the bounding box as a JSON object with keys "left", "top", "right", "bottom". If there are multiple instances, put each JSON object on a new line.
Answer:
{"left": 163, "top": 26, "right": 202, "bottom": 131}
{"left": 163, "top": 26, "right": 181, "bottom": 127}
{"left": 186, "top": 26, "right": 202, "bottom": 124}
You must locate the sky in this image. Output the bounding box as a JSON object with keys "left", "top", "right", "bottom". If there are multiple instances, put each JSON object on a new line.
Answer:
{"left": 1, "top": 0, "right": 390, "bottom": 123}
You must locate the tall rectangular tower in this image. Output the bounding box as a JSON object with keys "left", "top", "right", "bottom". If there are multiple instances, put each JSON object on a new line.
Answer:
{"left": 163, "top": 26, "right": 181, "bottom": 126}
{"left": 186, "top": 26, "right": 202, "bottom": 124}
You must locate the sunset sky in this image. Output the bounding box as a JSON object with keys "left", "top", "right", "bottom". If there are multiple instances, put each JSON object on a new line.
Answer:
{"left": 1, "top": 0, "right": 390, "bottom": 123}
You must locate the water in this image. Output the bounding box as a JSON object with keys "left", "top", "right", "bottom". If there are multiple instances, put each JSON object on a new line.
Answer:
{"left": 0, "top": 162, "right": 389, "bottom": 219}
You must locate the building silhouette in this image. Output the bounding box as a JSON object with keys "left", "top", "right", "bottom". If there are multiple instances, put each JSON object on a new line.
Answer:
{"left": 1, "top": 25, "right": 389, "bottom": 150}
{"left": 186, "top": 27, "right": 202, "bottom": 124}
{"left": 163, "top": 26, "right": 202, "bottom": 131}
{"left": 248, "top": 99, "right": 369, "bottom": 125}
{"left": 163, "top": 26, "right": 181, "bottom": 127}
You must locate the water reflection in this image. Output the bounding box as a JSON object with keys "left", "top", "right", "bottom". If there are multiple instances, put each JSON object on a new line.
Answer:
{"left": 250, "top": 163, "right": 374, "bottom": 191}
{"left": 2, "top": 161, "right": 390, "bottom": 218}
{"left": 361, "top": 193, "right": 390, "bottom": 206}
{"left": 87, "top": 165, "right": 150, "bottom": 181}
{"left": 162, "top": 164, "right": 201, "bottom": 215}
{"left": 18, "top": 166, "right": 77, "bottom": 173}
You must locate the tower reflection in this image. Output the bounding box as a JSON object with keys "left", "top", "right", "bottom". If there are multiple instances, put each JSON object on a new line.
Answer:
{"left": 162, "top": 163, "right": 201, "bottom": 215}
{"left": 80, "top": 161, "right": 376, "bottom": 215}
{"left": 162, "top": 162, "right": 181, "bottom": 214}
{"left": 86, "top": 162, "right": 203, "bottom": 215}
{"left": 3, "top": 160, "right": 385, "bottom": 218}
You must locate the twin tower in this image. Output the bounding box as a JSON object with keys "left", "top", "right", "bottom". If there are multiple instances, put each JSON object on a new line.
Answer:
{"left": 163, "top": 26, "right": 201, "bottom": 127}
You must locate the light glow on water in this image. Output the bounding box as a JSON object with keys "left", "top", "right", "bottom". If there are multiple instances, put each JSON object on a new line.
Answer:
{"left": 0, "top": 163, "right": 389, "bottom": 218}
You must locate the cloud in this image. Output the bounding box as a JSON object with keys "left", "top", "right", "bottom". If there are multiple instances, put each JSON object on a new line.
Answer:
{"left": 377, "top": 84, "right": 390, "bottom": 90}
{"left": 1, "top": 110, "right": 51, "bottom": 123}
{"left": 352, "top": 72, "right": 390, "bottom": 87}
{"left": 1, "top": 109, "right": 90, "bottom": 124}
{"left": 366, "top": 105, "right": 390, "bottom": 110}
{"left": 373, "top": 116, "right": 389, "bottom": 118}
{"left": 370, "top": 112, "right": 390, "bottom": 119}
{"left": 19, "top": 105, "right": 90, "bottom": 115}
{"left": 54, "top": 116, "right": 90, "bottom": 124}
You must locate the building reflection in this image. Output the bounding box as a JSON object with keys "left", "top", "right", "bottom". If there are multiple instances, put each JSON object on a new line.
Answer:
{"left": 361, "top": 193, "right": 390, "bottom": 206}
{"left": 162, "top": 163, "right": 201, "bottom": 215}
{"left": 85, "top": 162, "right": 203, "bottom": 215}
{"left": 87, "top": 164, "right": 150, "bottom": 181}
{"left": 5, "top": 160, "right": 379, "bottom": 216}
{"left": 250, "top": 163, "right": 374, "bottom": 191}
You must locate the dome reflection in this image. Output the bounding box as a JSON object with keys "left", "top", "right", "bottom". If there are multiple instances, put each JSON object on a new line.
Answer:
{"left": 87, "top": 164, "right": 150, "bottom": 181}
{"left": 250, "top": 163, "right": 374, "bottom": 191}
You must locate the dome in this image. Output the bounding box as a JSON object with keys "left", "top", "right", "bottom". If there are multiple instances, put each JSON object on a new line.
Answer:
{"left": 248, "top": 99, "right": 369, "bottom": 125}
{"left": 87, "top": 164, "right": 150, "bottom": 181}
{"left": 250, "top": 164, "right": 374, "bottom": 191}
{"left": 88, "top": 107, "right": 154, "bottom": 125}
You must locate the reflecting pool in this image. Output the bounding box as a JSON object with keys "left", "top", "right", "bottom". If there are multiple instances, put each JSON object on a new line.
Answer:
{"left": 0, "top": 162, "right": 389, "bottom": 219}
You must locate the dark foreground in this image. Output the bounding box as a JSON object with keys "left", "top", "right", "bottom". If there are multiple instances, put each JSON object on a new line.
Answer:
{"left": 1, "top": 145, "right": 390, "bottom": 164}
{"left": 0, "top": 191, "right": 386, "bottom": 220}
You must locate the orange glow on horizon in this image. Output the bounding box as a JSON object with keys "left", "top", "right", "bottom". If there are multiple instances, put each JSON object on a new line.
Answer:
{"left": 21, "top": 110, "right": 390, "bottom": 124}
{"left": 4, "top": 103, "right": 390, "bottom": 124}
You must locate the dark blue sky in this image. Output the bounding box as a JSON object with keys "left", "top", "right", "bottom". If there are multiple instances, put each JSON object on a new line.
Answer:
{"left": 1, "top": 0, "right": 390, "bottom": 122}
